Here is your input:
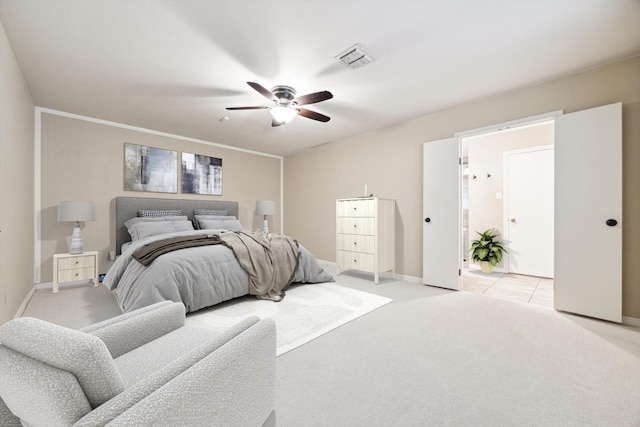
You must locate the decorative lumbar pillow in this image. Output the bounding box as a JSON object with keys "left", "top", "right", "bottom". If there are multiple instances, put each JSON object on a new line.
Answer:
{"left": 138, "top": 209, "right": 183, "bottom": 218}
{"left": 193, "top": 209, "right": 228, "bottom": 216}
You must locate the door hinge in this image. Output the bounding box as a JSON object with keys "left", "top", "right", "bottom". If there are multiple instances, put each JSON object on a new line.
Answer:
{"left": 458, "top": 157, "right": 462, "bottom": 165}
{"left": 458, "top": 269, "right": 461, "bottom": 276}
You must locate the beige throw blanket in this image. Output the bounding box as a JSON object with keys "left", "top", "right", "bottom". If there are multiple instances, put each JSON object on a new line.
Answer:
{"left": 215, "top": 231, "right": 300, "bottom": 301}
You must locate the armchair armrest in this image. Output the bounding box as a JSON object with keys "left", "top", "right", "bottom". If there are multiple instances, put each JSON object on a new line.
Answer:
{"left": 108, "top": 318, "right": 276, "bottom": 427}
{"left": 80, "top": 302, "right": 185, "bottom": 358}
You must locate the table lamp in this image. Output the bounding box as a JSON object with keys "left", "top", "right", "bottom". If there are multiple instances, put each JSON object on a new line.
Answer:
{"left": 57, "top": 201, "right": 95, "bottom": 254}
{"left": 256, "top": 200, "right": 275, "bottom": 233}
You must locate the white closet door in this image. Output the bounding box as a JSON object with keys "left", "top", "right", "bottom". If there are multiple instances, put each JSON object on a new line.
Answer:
{"left": 423, "top": 138, "right": 460, "bottom": 290}
{"left": 554, "top": 103, "right": 622, "bottom": 322}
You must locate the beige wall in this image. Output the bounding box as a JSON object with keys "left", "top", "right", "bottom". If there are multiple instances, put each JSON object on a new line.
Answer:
{"left": 0, "top": 21, "right": 35, "bottom": 323}
{"left": 284, "top": 55, "right": 640, "bottom": 319}
{"left": 39, "top": 113, "right": 281, "bottom": 282}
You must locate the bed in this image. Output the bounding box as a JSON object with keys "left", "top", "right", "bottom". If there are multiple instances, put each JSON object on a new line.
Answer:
{"left": 105, "top": 197, "right": 333, "bottom": 313}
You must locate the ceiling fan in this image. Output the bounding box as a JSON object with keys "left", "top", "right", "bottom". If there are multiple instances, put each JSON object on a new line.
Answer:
{"left": 226, "top": 82, "right": 333, "bottom": 127}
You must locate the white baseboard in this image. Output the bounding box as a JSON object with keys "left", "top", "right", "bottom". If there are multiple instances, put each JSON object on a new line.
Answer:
{"left": 318, "top": 259, "right": 423, "bottom": 284}
{"left": 35, "top": 280, "right": 94, "bottom": 291}
{"left": 14, "top": 286, "right": 36, "bottom": 319}
{"left": 622, "top": 316, "right": 640, "bottom": 327}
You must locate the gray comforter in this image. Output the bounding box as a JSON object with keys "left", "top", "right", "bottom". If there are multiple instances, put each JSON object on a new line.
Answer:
{"left": 104, "top": 230, "right": 333, "bottom": 313}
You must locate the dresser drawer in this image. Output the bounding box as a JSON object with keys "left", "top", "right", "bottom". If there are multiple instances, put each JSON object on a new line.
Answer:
{"left": 57, "top": 267, "right": 95, "bottom": 283}
{"left": 57, "top": 255, "right": 96, "bottom": 270}
{"left": 337, "top": 217, "right": 374, "bottom": 235}
{"left": 337, "top": 234, "right": 375, "bottom": 254}
{"left": 337, "top": 199, "right": 375, "bottom": 217}
{"left": 337, "top": 250, "right": 375, "bottom": 273}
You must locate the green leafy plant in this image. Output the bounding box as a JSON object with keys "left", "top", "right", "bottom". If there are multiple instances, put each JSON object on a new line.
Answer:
{"left": 469, "top": 228, "right": 507, "bottom": 267}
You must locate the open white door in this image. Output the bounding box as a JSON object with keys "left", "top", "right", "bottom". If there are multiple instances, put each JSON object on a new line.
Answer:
{"left": 555, "top": 103, "right": 622, "bottom": 322}
{"left": 423, "top": 138, "right": 460, "bottom": 290}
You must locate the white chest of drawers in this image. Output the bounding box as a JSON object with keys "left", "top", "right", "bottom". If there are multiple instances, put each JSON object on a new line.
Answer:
{"left": 52, "top": 251, "right": 99, "bottom": 293}
{"left": 336, "top": 197, "right": 395, "bottom": 284}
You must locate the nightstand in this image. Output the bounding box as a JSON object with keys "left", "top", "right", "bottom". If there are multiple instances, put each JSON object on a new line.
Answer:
{"left": 52, "top": 251, "right": 99, "bottom": 293}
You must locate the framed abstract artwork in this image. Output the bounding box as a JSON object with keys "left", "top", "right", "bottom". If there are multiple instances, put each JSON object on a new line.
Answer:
{"left": 124, "top": 143, "right": 178, "bottom": 193}
{"left": 181, "top": 152, "right": 223, "bottom": 195}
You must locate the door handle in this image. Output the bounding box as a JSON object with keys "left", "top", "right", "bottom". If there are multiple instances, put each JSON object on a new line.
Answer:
{"left": 510, "top": 218, "right": 516, "bottom": 223}
{"left": 606, "top": 219, "right": 618, "bottom": 227}
{"left": 425, "top": 217, "right": 431, "bottom": 223}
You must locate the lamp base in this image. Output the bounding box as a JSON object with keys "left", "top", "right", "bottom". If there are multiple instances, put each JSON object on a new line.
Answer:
{"left": 263, "top": 216, "right": 269, "bottom": 233}
{"left": 69, "top": 221, "right": 84, "bottom": 254}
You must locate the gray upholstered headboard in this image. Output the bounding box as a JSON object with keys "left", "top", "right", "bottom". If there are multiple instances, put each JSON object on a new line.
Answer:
{"left": 115, "top": 197, "right": 239, "bottom": 255}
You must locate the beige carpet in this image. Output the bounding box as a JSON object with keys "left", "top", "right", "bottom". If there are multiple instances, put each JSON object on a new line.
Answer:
{"left": 186, "top": 283, "right": 392, "bottom": 355}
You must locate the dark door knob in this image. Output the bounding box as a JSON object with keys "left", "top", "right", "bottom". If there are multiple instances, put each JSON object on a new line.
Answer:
{"left": 425, "top": 218, "right": 431, "bottom": 223}
{"left": 606, "top": 219, "right": 618, "bottom": 227}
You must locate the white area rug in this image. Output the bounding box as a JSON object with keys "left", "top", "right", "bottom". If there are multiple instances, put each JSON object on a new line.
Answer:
{"left": 186, "top": 283, "right": 392, "bottom": 355}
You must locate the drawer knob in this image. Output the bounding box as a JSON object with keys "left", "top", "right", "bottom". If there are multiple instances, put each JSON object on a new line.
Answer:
{"left": 74, "top": 273, "right": 79, "bottom": 277}
{"left": 75, "top": 261, "right": 79, "bottom": 265}
{"left": 353, "top": 242, "right": 357, "bottom": 245}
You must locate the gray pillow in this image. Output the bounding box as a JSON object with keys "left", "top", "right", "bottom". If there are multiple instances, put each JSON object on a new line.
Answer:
{"left": 127, "top": 220, "right": 194, "bottom": 241}
{"left": 124, "top": 216, "right": 189, "bottom": 229}
{"left": 196, "top": 218, "right": 243, "bottom": 231}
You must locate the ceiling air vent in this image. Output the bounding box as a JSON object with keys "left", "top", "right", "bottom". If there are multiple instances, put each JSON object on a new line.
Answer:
{"left": 335, "top": 43, "right": 373, "bottom": 69}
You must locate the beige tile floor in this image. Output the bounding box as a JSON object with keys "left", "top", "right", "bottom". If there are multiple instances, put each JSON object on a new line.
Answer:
{"left": 461, "top": 269, "right": 554, "bottom": 308}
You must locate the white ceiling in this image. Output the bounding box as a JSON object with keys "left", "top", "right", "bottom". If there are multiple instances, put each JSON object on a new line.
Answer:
{"left": 1, "top": 0, "right": 639, "bottom": 156}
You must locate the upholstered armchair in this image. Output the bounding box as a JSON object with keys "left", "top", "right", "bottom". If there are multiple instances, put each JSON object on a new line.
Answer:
{"left": 0, "top": 301, "right": 276, "bottom": 426}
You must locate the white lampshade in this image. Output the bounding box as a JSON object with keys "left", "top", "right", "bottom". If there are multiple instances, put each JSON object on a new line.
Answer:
{"left": 270, "top": 106, "right": 297, "bottom": 124}
{"left": 256, "top": 200, "right": 275, "bottom": 216}
{"left": 58, "top": 201, "right": 95, "bottom": 254}
{"left": 57, "top": 201, "right": 95, "bottom": 222}
{"left": 256, "top": 200, "right": 275, "bottom": 233}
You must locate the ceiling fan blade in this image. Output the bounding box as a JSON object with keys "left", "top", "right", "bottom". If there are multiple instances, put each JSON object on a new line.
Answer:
{"left": 225, "top": 106, "right": 269, "bottom": 110}
{"left": 247, "top": 82, "right": 278, "bottom": 102}
{"left": 298, "top": 108, "right": 331, "bottom": 122}
{"left": 294, "top": 90, "right": 333, "bottom": 106}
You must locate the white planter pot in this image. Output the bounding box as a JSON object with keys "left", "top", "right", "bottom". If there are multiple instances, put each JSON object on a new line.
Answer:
{"left": 480, "top": 261, "right": 494, "bottom": 273}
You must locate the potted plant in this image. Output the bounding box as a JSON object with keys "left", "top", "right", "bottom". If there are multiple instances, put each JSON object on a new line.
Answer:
{"left": 469, "top": 228, "right": 507, "bottom": 273}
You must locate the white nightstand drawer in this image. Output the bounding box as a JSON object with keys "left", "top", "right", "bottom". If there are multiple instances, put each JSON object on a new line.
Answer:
{"left": 337, "top": 250, "right": 375, "bottom": 273}
{"left": 57, "top": 267, "right": 95, "bottom": 283}
{"left": 57, "top": 255, "right": 96, "bottom": 270}
{"left": 337, "top": 234, "right": 375, "bottom": 254}
{"left": 337, "top": 217, "right": 374, "bottom": 235}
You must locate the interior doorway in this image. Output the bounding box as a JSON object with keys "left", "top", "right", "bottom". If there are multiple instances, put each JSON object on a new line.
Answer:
{"left": 460, "top": 120, "right": 554, "bottom": 305}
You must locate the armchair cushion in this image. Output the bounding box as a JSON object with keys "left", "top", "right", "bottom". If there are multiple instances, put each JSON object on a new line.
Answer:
{"left": 0, "top": 317, "right": 124, "bottom": 408}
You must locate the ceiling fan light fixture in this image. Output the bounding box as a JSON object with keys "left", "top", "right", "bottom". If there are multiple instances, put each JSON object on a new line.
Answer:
{"left": 270, "top": 106, "right": 297, "bottom": 124}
